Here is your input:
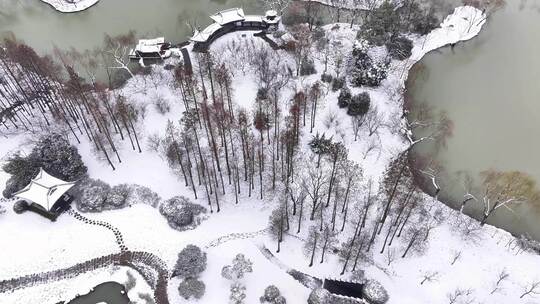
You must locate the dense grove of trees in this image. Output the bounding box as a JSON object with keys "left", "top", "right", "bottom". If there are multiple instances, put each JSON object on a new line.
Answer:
{"left": 0, "top": 35, "right": 143, "bottom": 171}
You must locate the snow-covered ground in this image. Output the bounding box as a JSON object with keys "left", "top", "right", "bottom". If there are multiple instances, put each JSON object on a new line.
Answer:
{"left": 39, "top": 0, "right": 99, "bottom": 13}
{"left": 1, "top": 265, "right": 152, "bottom": 304}
{"left": 1, "top": 5, "right": 539, "bottom": 304}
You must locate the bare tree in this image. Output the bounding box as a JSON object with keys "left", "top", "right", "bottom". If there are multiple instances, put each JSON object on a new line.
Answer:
{"left": 450, "top": 250, "right": 462, "bottom": 266}
{"left": 478, "top": 170, "right": 540, "bottom": 226}
{"left": 447, "top": 288, "right": 474, "bottom": 304}
{"left": 520, "top": 280, "right": 540, "bottom": 299}
{"left": 103, "top": 31, "right": 137, "bottom": 78}
{"left": 490, "top": 269, "right": 509, "bottom": 295}
{"left": 364, "top": 105, "right": 383, "bottom": 137}
{"left": 420, "top": 271, "right": 439, "bottom": 285}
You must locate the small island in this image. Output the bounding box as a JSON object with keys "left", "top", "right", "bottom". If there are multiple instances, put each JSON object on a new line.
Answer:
{"left": 39, "top": 0, "right": 100, "bottom": 13}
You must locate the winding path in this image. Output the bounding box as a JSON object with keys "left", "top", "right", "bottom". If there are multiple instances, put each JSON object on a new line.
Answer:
{"left": 67, "top": 208, "right": 128, "bottom": 252}
{"left": 0, "top": 208, "right": 171, "bottom": 304}
{"left": 0, "top": 251, "right": 170, "bottom": 304}
{"left": 205, "top": 228, "right": 269, "bottom": 249}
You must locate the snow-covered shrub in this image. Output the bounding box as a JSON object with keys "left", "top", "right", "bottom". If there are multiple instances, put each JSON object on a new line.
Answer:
{"left": 76, "top": 179, "right": 111, "bottom": 212}
{"left": 349, "top": 41, "right": 388, "bottom": 87}
{"left": 124, "top": 271, "right": 137, "bottom": 291}
{"left": 2, "top": 133, "right": 87, "bottom": 198}
{"left": 172, "top": 244, "right": 207, "bottom": 278}
{"left": 13, "top": 200, "right": 29, "bottom": 214}
{"left": 351, "top": 269, "right": 366, "bottom": 283}
{"left": 338, "top": 86, "right": 352, "bottom": 108}
{"left": 131, "top": 185, "right": 160, "bottom": 207}
{"left": 348, "top": 92, "right": 371, "bottom": 117}
{"left": 159, "top": 196, "right": 207, "bottom": 231}
{"left": 154, "top": 96, "right": 170, "bottom": 114}
{"left": 362, "top": 280, "right": 389, "bottom": 304}
{"left": 300, "top": 59, "right": 317, "bottom": 76}
{"left": 321, "top": 73, "right": 333, "bottom": 84}
{"left": 260, "top": 285, "right": 286, "bottom": 304}
{"left": 229, "top": 282, "right": 247, "bottom": 304}
{"left": 331, "top": 77, "right": 345, "bottom": 91}
{"left": 386, "top": 36, "right": 413, "bottom": 60}
{"left": 307, "top": 288, "right": 331, "bottom": 304}
{"left": 107, "top": 184, "right": 131, "bottom": 209}
{"left": 178, "top": 277, "right": 206, "bottom": 300}
{"left": 221, "top": 254, "right": 253, "bottom": 281}
{"left": 137, "top": 292, "right": 155, "bottom": 304}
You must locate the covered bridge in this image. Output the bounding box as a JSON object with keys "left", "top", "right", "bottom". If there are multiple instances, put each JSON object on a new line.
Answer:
{"left": 190, "top": 8, "right": 281, "bottom": 51}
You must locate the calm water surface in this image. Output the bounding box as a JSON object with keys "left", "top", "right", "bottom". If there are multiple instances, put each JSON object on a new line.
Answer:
{"left": 0, "top": 0, "right": 262, "bottom": 54}
{"left": 409, "top": 0, "right": 540, "bottom": 239}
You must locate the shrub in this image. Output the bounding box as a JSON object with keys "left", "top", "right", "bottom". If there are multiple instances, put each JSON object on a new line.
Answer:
{"left": 349, "top": 42, "right": 388, "bottom": 87}
{"left": 159, "top": 196, "right": 206, "bottom": 231}
{"left": 154, "top": 96, "right": 170, "bottom": 114}
{"left": 411, "top": 13, "right": 439, "bottom": 35}
{"left": 124, "top": 271, "right": 137, "bottom": 291}
{"left": 229, "top": 282, "right": 247, "bottom": 304}
{"left": 307, "top": 288, "right": 331, "bottom": 304}
{"left": 348, "top": 92, "right": 371, "bottom": 116}
{"left": 178, "top": 277, "right": 206, "bottom": 300}
{"left": 172, "top": 244, "right": 207, "bottom": 278}
{"left": 76, "top": 178, "right": 111, "bottom": 212}
{"left": 362, "top": 280, "right": 389, "bottom": 304}
{"left": 331, "top": 77, "right": 345, "bottom": 91}
{"left": 321, "top": 73, "right": 333, "bottom": 83}
{"left": 386, "top": 36, "right": 413, "bottom": 60}
{"left": 13, "top": 200, "right": 29, "bottom": 214}
{"left": 260, "top": 285, "right": 286, "bottom": 304}
{"left": 221, "top": 254, "right": 253, "bottom": 281}
{"left": 337, "top": 86, "right": 352, "bottom": 108}
{"left": 132, "top": 185, "right": 160, "bottom": 207}
{"left": 107, "top": 184, "right": 131, "bottom": 209}
{"left": 300, "top": 59, "right": 317, "bottom": 76}
{"left": 2, "top": 133, "right": 87, "bottom": 198}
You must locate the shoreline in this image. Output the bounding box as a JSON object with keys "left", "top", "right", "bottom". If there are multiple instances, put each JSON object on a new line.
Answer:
{"left": 39, "top": 0, "right": 100, "bottom": 13}
{"left": 403, "top": 7, "right": 540, "bottom": 242}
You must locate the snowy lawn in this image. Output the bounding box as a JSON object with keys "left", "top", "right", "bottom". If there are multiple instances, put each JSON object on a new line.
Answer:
{"left": 1, "top": 5, "right": 539, "bottom": 304}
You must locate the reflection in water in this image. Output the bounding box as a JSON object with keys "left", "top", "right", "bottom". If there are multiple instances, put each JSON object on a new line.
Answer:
{"left": 409, "top": 0, "right": 540, "bottom": 240}
{"left": 0, "top": 0, "right": 262, "bottom": 55}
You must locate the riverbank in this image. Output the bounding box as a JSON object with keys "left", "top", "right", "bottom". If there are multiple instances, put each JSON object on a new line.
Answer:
{"left": 39, "top": 0, "right": 99, "bottom": 13}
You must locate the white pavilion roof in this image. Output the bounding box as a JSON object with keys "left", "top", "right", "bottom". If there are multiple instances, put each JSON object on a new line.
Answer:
{"left": 210, "top": 8, "right": 245, "bottom": 25}
{"left": 14, "top": 168, "right": 76, "bottom": 212}
{"left": 135, "top": 37, "right": 166, "bottom": 53}
{"left": 191, "top": 23, "right": 223, "bottom": 43}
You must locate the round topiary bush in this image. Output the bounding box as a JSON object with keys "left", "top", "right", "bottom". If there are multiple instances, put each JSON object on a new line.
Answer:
{"left": 13, "top": 200, "right": 29, "bottom": 214}
{"left": 178, "top": 277, "right": 206, "bottom": 300}
{"left": 159, "top": 196, "right": 207, "bottom": 231}
{"left": 362, "top": 279, "right": 389, "bottom": 304}
{"left": 348, "top": 92, "right": 371, "bottom": 116}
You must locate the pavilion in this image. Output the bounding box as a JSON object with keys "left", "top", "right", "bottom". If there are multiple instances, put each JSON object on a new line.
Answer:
{"left": 13, "top": 168, "right": 77, "bottom": 221}
{"left": 190, "top": 8, "right": 281, "bottom": 51}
